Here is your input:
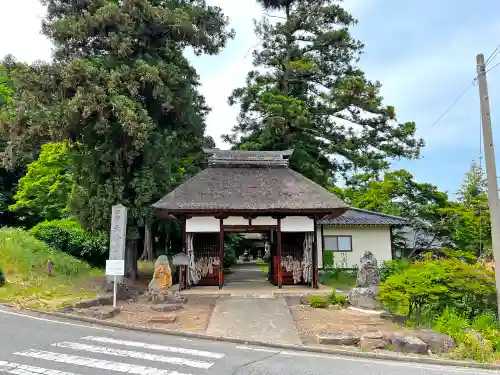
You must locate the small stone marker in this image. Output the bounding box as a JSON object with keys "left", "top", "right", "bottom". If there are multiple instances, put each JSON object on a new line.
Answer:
{"left": 46, "top": 260, "right": 53, "bottom": 276}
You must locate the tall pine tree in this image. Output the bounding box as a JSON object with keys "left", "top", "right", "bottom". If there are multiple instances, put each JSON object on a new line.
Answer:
{"left": 0, "top": 0, "right": 234, "bottom": 278}
{"left": 224, "top": 0, "right": 424, "bottom": 186}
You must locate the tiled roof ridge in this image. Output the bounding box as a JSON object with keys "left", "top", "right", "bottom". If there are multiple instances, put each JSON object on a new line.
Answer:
{"left": 349, "top": 207, "right": 408, "bottom": 221}
{"left": 203, "top": 148, "right": 294, "bottom": 167}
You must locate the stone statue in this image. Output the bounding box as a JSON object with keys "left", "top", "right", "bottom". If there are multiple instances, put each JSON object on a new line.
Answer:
{"left": 148, "top": 255, "right": 172, "bottom": 293}
{"left": 349, "top": 251, "right": 381, "bottom": 310}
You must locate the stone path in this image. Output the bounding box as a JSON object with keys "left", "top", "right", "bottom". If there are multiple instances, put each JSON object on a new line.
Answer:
{"left": 206, "top": 297, "right": 302, "bottom": 345}
{"left": 224, "top": 262, "right": 269, "bottom": 284}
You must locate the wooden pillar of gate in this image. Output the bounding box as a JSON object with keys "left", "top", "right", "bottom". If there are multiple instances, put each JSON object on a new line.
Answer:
{"left": 219, "top": 218, "right": 224, "bottom": 289}
{"left": 180, "top": 216, "right": 187, "bottom": 290}
{"left": 276, "top": 217, "right": 283, "bottom": 288}
{"left": 312, "top": 217, "right": 319, "bottom": 289}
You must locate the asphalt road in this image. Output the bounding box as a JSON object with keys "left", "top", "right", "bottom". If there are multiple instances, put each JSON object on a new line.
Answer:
{"left": 0, "top": 307, "right": 497, "bottom": 375}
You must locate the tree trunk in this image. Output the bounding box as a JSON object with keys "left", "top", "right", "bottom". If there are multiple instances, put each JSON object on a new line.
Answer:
{"left": 140, "top": 227, "right": 154, "bottom": 261}
{"left": 125, "top": 239, "right": 138, "bottom": 280}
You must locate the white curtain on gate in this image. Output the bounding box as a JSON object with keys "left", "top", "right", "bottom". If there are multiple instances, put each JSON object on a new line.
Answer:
{"left": 186, "top": 232, "right": 199, "bottom": 285}
{"left": 302, "top": 232, "right": 313, "bottom": 283}
{"left": 186, "top": 232, "right": 221, "bottom": 285}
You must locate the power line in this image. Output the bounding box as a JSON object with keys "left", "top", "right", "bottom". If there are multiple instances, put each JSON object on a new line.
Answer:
{"left": 486, "top": 60, "right": 500, "bottom": 74}
{"left": 422, "top": 78, "right": 477, "bottom": 138}
{"left": 485, "top": 44, "right": 500, "bottom": 66}
{"left": 422, "top": 47, "right": 500, "bottom": 140}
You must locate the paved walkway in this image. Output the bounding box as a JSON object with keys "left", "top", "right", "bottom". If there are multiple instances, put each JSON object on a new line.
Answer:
{"left": 206, "top": 297, "right": 302, "bottom": 345}
{"left": 224, "top": 262, "right": 268, "bottom": 284}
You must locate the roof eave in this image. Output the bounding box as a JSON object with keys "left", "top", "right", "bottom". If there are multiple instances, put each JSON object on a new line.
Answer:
{"left": 153, "top": 206, "right": 348, "bottom": 218}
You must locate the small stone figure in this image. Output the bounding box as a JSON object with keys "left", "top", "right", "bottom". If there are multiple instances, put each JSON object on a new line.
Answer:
{"left": 46, "top": 260, "right": 53, "bottom": 276}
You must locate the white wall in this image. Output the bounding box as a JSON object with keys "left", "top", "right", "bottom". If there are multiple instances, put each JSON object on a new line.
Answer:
{"left": 281, "top": 216, "right": 314, "bottom": 232}
{"left": 252, "top": 217, "right": 277, "bottom": 226}
{"left": 186, "top": 215, "right": 317, "bottom": 234}
{"left": 223, "top": 216, "right": 249, "bottom": 226}
{"left": 186, "top": 217, "right": 219, "bottom": 232}
{"left": 316, "top": 226, "right": 323, "bottom": 268}
{"left": 321, "top": 225, "right": 392, "bottom": 268}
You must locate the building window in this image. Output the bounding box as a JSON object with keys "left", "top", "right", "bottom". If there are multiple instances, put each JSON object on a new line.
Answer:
{"left": 324, "top": 235, "right": 352, "bottom": 252}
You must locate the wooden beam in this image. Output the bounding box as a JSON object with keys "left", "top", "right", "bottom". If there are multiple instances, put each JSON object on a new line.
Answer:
{"left": 181, "top": 217, "right": 187, "bottom": 290}
{"left": 390, "top": 226, "right": 395, "bottom": 260}
{"left": 219, "top": 218, "right": 224, "bottom": 289}
{"left": 312, "top": 218, "right": 319, "bottom": 289}
{"left": 223, "top": 225, "right": 277, "bottom": 232}
{"left": 277, "top": 217, "right": 282, "bottom": 288}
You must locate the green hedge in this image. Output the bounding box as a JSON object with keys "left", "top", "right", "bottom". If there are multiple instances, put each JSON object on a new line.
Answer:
{"left": 30, "top": 219, "right": 108, "bottom": 267}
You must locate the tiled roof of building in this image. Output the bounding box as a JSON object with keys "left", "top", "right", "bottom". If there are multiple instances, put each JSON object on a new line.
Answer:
{"left": 319, "top": 208, "right": 407, "bottom": 226}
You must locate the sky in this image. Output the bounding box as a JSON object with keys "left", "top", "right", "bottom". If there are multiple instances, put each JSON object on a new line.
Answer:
{"left": 2, "top": 0, "right": 500, "bottom": 198}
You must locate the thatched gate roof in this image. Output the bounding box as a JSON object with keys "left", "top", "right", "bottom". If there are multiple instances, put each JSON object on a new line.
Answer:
{"left": 152, "top": 149, "right": 348, "bottom": 216}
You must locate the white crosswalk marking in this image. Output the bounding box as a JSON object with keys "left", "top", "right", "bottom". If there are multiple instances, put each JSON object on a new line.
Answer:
{"left": 52, "top": 341, "right": 213, "bottom": 369}
{"left": 13, "top": 350, "right": 193, "bottom": 375}
{"left": 81, "top": 336, "right": 225, "bottom": 359}
{"left": 0, "top": 360, "right": 79, "bottom": 375}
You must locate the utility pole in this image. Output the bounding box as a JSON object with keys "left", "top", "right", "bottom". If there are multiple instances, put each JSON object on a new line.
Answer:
{"left": 477, "top": 53, "right": 500, "bottom": 321}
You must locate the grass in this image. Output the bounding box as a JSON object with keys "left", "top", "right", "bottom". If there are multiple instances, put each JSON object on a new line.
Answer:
{"left": 255, "top": 259, "right": 269, "bottom": 274}
{"left": 319, "top": 269, "right": 357, "bottom": 290}
{"left": 0, "top": 227, "right": 102, "bottom": 310}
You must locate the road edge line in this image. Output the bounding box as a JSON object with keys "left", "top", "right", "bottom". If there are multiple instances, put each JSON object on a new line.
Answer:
{"left": 2, "top": 304, "right": 499, "bottom": 371}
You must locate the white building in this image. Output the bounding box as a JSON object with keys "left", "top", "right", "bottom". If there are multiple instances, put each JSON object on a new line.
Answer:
{"left": 317, "top": 208, "right": 407, "bottom": 269}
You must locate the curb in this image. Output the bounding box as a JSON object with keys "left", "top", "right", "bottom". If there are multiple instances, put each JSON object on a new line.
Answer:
{"left": 3, "top": 305, "right": 500, "bottom": 371}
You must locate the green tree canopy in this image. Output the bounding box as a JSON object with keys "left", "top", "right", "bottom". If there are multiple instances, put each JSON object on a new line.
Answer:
{"left": 0, "top": 0, "right": 234, "bottom": 278}
{"left": 223, "top": 0, "right": 424, "bottom": 186}
{"left": 446, "top": 161, "right": 490, "bottom": 256}
{"left": 0, "top": 60, "right": 28, "bottom": 227}
{"left": 0, "top": 64, "right": 13, "bottom": 106}
{"left": 9, "top": 141, "right": 73, "bottom": 226}
{"left": 335, "top": 169, "right": 452, "bottom": 256}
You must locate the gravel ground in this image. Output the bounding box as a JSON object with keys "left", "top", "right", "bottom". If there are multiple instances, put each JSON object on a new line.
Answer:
{"left": 108, "top": 296, "right": 217, "bottom": 332}
{"left": 289, "top": 303, "right": 399, "bottom": 345}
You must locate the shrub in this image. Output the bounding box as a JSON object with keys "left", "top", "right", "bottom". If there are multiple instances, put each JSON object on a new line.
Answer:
{"left": 327, "top": 290, "right": 338, "bottom": 305}
{"left": 310, "top": 296, "right": 328, "bottom": 308}
{"left": 323, "top": 251, "right": 334, "bottom": 268}
{"left": 433, "top": 308, "right": 497, "bottom": 362}
{"left": 0, "top": 267, "right": 5, "bottom": 286}
{"left": 30, "top": 219, "right": 108, "bottom": 267}
{"left": 337, "top": 294, "right": 349, "bottom": 307}
{"left": 223, "top": 246, "right": 237, "bottom": 269}
{"left": 379, "top": 259, "right": 410, "bottom": 282}
{"left": 378, "top": 258, "right": 496, "bottom": 323}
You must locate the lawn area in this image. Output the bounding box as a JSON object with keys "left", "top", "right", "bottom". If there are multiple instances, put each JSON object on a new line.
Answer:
{"left": 319, "top": 269, "right": 357, "bottom": 290}
{"left": 0, "top": 227, "right": 102, "bottom": 310}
